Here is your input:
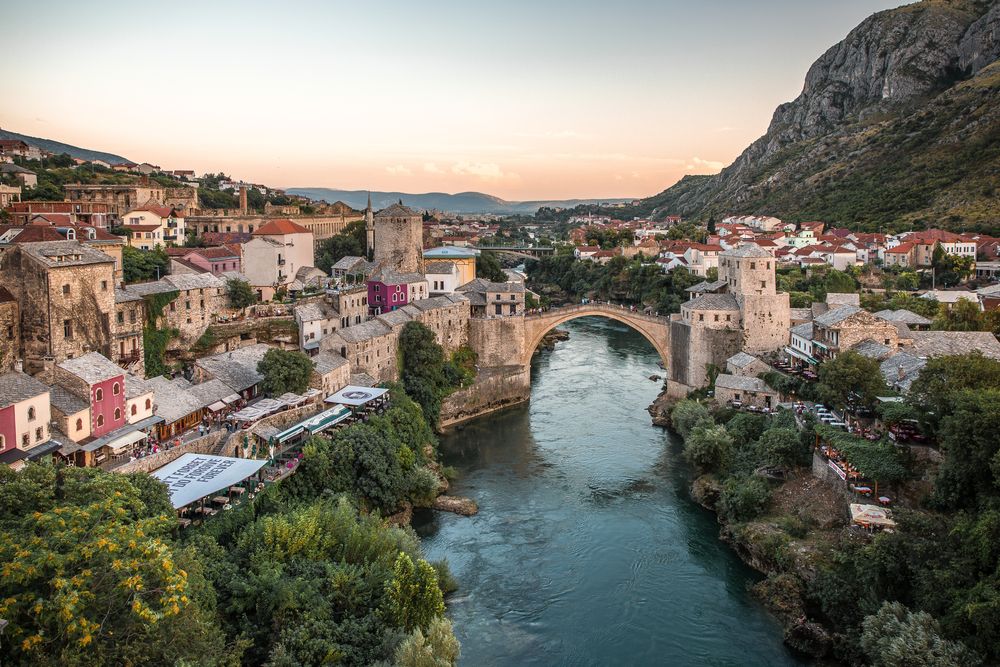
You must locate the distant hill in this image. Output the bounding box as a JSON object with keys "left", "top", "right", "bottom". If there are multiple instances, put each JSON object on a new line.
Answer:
{"left": 640, "top": 0, "right": 1000, "bottom": 234}
{"left": 0, "top": 128, "right": 130, "bottom": 165}
{"left": 286, "top": 188, "right": 633, "bottom": 215}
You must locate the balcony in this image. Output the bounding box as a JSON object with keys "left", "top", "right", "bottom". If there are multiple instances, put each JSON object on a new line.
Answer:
{"left": 118, "top": 351, "right": 141, "bottom": 366}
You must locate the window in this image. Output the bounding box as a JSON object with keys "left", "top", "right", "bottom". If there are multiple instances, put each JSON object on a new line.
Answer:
{"left": 28, "top": 406, "right": 35, "bottom": 421}
{"left": 35, "top": 427, "right": 42, "bottom": 442}
{"left": 63, "top": 319, "right": 73, "bottom": 339}
{"left": 22, "top": 433, "right": 29, "bottom": 447}
{"left": 0, "top": 435, "right": 4, "bottom": 449}
{"left": 145, "top": 398, "right": 151, "bottom": 410}
{"left": 714, "top": 314, "right": 719, "bottom": 322}
{"left": 761, "top": 280, "right": 766, "bottom": 288}
{"left": 750, "top": 262, "right": 755, "bottom": 270}
{"left": 698, "top": 314, "right": 704, "bottom": 321}
{"left": 113, "top": 382, "right": 120, "bottom": 395}
{"left": 114, "top": 408, "right": 122, "bottom": 421}
{"left": 186, "top": 300, "right": 191, "bottom": 310}
{"left": 117, "top": 311, "right": 124, "bottom": 324}
{"left": 95, "top": 388, "right": 103, "bottom": 401}
{"left": 75, "top": 418, "right": 83, "bottom": 431}
{"left": 101, "top": 280, "right": 108, "bottom": 291}
{"left": 62, "top": 284, "right": 71, "bottom": 295}
{"left": 130, "top": 310, "right": 136, "bottom": 323}
{"left": 495, "top": 304, "right": 502, "bottom": 315}
{"left": 495, "top": 294, "right": 501, "bottom": 300}
{"left": 97, "top": 415, "right": 104, "bottom": 427}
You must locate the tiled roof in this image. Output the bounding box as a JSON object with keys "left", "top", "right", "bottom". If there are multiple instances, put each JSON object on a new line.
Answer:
{"left": 189, "top": 246, "right": 238, "bottom": 259}
{"left": 826, "top": 293, "right": 860, "bottom": 306}
{"left": 374, "top": 202, "right": 419, "bottom": 218}
{"left": 425, "top": 261, "right": 456, "bottom": 274}
{"left": 334, "top": 319, "right": 391, "bottom": 343}
{"left": 57, "top": 352, "right": 123, "bottom": 385}
{"left": 123, "top": 373, "right": 154, "bottom": 399}
{"left": 715, "top": 374, "right": 773, "bottom": 393}
{"left": 851, "top": 339, "right": 893, "bottom": 361}
{"left": 194, "top": 343, "right": 270, "bottom": 392}
{"left": 145, "top": 377, "right": 205, "bottom": 425}
{"left": 0, "top": 371, "right": 49, "bottom": 407}
{"left": 370, "top": 265, "right": 426, "bottom": 285}
{"left": 294, "top": 301, "right": 329, "bottom": 323}
{"left": 790, "top": 322, "right": 813, "bottom": 338}
{"left": 685, "top": 293, "right": 740, "bottom": 311}
{"left": 907, "top": 331, "right": 1000, "bottom": 360}
{"left": 789, "top": 307, "right": 812, "bottom": 321}
{"left": 163, "top": 273, "right": 224, "bottom": 291}
{"left": 17, "top": 241, "right": 115, "bottom": 268}
{"left": 813, "top": 305, "right": 862, "bottom": 327}
{"left": 881, "top": 352, "right": 926, "bottom": 392}
{"left": 455, "top": 278, "right": 525, "bottom": 294}
{"left": 313, "top": 352, "right": 348, "bottom": 375}
{"left": 874, "top": 309, "right": 932, "bottom": 326}
{"left": 48, "top": 385, "right": 88, "bottom": 414}
{"left": 0, "top": 286, "right": 14, "bottom": 303}
{"left": 331, "top": 255, "right": 370, "bottom": 272}
{"left": 253, "top": 219, "right": 311, "bottom": 235}
{"left": 723, "top": 243, "right": 772, "bottom": 258}
{"left": 726, "top": 352, "right": 761, "bottom": 369}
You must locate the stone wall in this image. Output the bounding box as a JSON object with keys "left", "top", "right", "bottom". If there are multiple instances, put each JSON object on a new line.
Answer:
{"left": 439, "top": 366, "right": 530, "bottom": 429}
{"left": 112, "top": 431, "right": 226, "bottom": 475}
{"left": 468, "top": 316, "right": 525, "bottom": 368}
{"left": 374, "top": 217, "right": 423, "bottom": 273}
{"left": 740, "top": 293, "right": 791, "bottom": 355}
{"left": 0, "top": 298, "right": 19, "bottom": 372}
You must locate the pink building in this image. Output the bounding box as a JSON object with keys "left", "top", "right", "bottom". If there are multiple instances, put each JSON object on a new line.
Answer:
{"left": 367, "top": 265, "right": 428, "bottom": 315}
{"left": 0, "top": 371, "right": 54, "bottom": 468}
{"left": 54, "top": 353, "right": 127, "bottom": 438}
{"left": 182, "top": 246, "right": 242, "bottom": 275}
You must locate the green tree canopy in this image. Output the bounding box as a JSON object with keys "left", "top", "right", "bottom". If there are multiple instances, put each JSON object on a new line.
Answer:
{"left": 861, "top": 601, "right": 977, "bottom": 667}
{"left": 257, "top": 348, "right": 313, "bottom": 396}
{"left": 817, "top": 351, "right": 888, "bottom": 411}
{"left": 122, "top": 245, "right": 169, "bottom": 283}
{"left": 684, "top": 418, "right": 733, "bottom": 473}
{"left": 316, "top": 220, "right": 367, "bottom": 273}
{"left": 226, "top": 277, "right": 257, "bottom": 310}
{"left": 475, "top": 251, "right": 507, "bottom": 282}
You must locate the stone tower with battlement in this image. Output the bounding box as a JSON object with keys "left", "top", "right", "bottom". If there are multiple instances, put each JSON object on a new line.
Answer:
{"left": 719, "top": 244, "right": 790, "bottom": 355}
{"left": 373, "top": 200, "right": 423, "bottom": 274}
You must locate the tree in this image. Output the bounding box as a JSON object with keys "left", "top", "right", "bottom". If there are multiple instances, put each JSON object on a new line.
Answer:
{"left": 337, "top": 425, "right": 409, "bottom": 512}
{"left": 684, "top": 418, "right": 733, "bottom": 473}
{"left": 394, "top": 617, "right": 461, "bottom": 667}
{"left": 817, "top": 351, "right": 888, "bottom": 411}
{"left": 719, "top": 476, "right": 771, "bottom": 522}
{"left": 475, "top": 251, "right": 507, "bottom": 282}
{"left": 226, "top": 277, "right": 257, "bottom": 310}
{"left": 257, "top": 348, "right": 313, "bottom": 396}
{"left": 930, "top": 389, "right": 1000, "bottom": 510}
{"left": 670, "top": 399, "right": 711, "bottom": 439}
{"left": 316, "top": 220, "right": 367, "bottom": 272}
{"left": 860, "top": 601, "right": 977, "bottom": 667}
{"left": 122, "top": 245, "right": 169, "bottom": 283}
{"left": 384, "top": 552, "right": 446, "bottom": 632}
{"left": 908, "top": 353, "right": 1000, "bottom": 433}
{"left": 400, "top": 322, "right": 450, "bottom": 428}
{"left": 756, "top": 427, "right": 808, "bottom": 467}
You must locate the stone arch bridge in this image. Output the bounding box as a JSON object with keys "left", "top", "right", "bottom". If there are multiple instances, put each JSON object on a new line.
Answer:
{"left": 522, "top": 303, "right": 672, "bottom": 367}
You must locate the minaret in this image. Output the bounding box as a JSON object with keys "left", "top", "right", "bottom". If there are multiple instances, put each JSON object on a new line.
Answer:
{"left": 365, "top": 191, "right": 374, "bottom": 260}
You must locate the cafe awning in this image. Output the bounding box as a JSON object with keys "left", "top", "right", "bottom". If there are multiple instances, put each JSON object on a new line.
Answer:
{"left": 222, "top": 394, "right": 241, "bottom": 405}
{"left": 152, "top": 453, "right": 268, "bottom": 509}
{"left": 302, "top": 404, "right": 352, "bottom": 434}
{"left": 324, "top": 385, "right": 388, "bottom": 407}
{"left": 207, "top": 401, "right": 227, "bottom": 412}
{"left": 784, "top": 346, "right": 819, "bottom": 365}
{"left": 850, "top": 503, "right": 896, "bottom": 528}
{"left": 271, "top": 423, "right": 306, "bottom": 445}
{"left": 105, "top": 429, "right": 148, "bottom": 453}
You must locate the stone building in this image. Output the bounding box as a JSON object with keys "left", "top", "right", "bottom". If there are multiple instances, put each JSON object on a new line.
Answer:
{"left": 113, "top": 287, "right": 146, "bottom": 375}
{"left": 241, "top": 219, "right": 315, "bottom": 301}
{"left": 0, "top": 371, "right": 52, "bottom": 465}
{"left": 186, "top": 213, "right": 358, "bottom": 245}
{"left": 52, "top": 352, "right": 127, "bottom": 439}
{"left": 0, "top": 287, "right": 19, "bottom": 373}
{"left": 423, "top": 246, "right": 477, "bottom": 286}
{"left": 725, "top": 351, "right": 771, "bottom": 378}
{"left": 311, "top": 352, "right": 351, "bottom": 395}
{"left": 0, "top": 222, "right": 125, "bottom": 279}
{"left": 714, "top": 374, "right": 780, "bottom": 410}
{"left": 0, "top": 241, "right": 116, "bottom": 374}
{"left": 122, "top": 205, "right": 185, "bottom": 246}
{"left": 123, "top": 273, "right": 236, "bottom": 345}
{"left": 64, "top": 183, "right": 166, "bottom": 219}
{"left": 811, "top": 305, "right": 899, "bottom": 361}
{"left": 5, "top": 201, "right": 112, "bottom": 228}
{"left": 667, "top": 243, "right": 790, "bottom": 393}
{"left": 456, "top": 278, "right": 525, "bottom": 317}
{"left": 373, "top": 202, "right": 423, "bottom": 274}
{"left": 367, "top": 265, "right": 428, "bottom": 316}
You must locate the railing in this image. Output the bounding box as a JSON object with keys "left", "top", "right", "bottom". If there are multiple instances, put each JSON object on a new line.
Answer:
{"left": 118, "top": 351, "right": 141, "bottom": 365}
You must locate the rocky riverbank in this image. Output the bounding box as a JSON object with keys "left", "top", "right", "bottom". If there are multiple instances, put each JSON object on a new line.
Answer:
{"left": 537, "top": 327, "right": 570, "bottom": 351}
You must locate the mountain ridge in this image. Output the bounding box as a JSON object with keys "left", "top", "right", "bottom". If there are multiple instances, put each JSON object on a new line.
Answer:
{"left": 286, "top": 188, "right": 634, "bottom": 214}
{"left": 0, "top": 128, "right": 130, "bottom": 165}
{"left": 641, "top": 0, "right": 1000, "bottom": 233}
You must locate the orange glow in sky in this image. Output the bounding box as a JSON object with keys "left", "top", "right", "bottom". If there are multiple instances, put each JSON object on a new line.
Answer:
{"left": 2, "top": 1, "right": 910, "bottom": 200}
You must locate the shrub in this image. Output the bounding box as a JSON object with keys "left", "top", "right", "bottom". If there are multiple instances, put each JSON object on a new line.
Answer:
{"left": 756, "top": 427, "right": 809, "bottom": 467}
{"left": 719, "top": 476, "right": 771, "bottom": 522}
{"left": 671, "top": 399, "right": 711, "bottom": 439}
{"left": 860, "top": 601, "right": 978, "bottom": 667}
{"left": 684, "top": 418, "right": 733, "bottom": 473}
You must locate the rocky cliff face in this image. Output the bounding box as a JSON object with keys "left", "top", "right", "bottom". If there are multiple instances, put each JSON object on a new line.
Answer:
{"left": 645, "top": 0, "right": 1000, "bottom": 232}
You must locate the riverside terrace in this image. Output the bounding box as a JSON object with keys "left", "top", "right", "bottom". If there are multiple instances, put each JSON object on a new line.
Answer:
{"left": 156, "top": 386, "right": 392, "bottom": 528}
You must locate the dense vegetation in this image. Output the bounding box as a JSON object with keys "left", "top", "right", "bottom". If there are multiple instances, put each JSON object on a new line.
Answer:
{"left": 525, "top": 253, "right": 701, "bottom": 312}
{"left": 474, "top": 251, "right": 507, "bottom": 282}
{"left": 256, "top": 348, "right": 314, "bottom": 396}
{"left": 122, "top": 245, "right": 170, "bottom": 283}
{"left": 669, "top": 352, "right": 1000, "bottom": 664}
{"left": 226, "top": 277, "right": 257, "bottom": 310}
{"left": 399, "top": 322, "right": 477, "bottom": 429}
{"left": 0, "top": 382, "right": 459, "bottom": 666}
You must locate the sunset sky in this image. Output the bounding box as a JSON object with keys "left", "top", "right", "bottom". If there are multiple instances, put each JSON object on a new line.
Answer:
{"left": 3, "top": 1, "right": 909, "bottom": 200}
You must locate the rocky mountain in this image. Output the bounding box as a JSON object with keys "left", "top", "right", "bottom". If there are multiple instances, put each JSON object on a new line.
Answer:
{"left": 0, "top": 128, "right": 130, "bottom": 165}
{"left": 643, "top": 0, "right": 1000, "bottom": 233}
{"left": 286, "top": 188, "right": 632, "bottom": 215}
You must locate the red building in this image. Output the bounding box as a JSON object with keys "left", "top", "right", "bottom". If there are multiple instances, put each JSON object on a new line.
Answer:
{"left": 53, "top": 353, "right": 126, "bottom": 438}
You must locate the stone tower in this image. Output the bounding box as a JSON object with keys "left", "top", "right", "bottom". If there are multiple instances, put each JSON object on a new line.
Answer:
{"left": 364, "top": 192, "right": 374, "bottom": 260}
{"left": 239, "top": 186, "right": 248, "bottom": 215}
{"left": 720, "top": 244, "right": 790, "bottom": 355}
{"left": 373, "top": 200, "right": 423, "bottom": 274}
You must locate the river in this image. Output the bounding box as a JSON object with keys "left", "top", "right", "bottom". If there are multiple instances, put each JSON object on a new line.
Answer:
{"left": 414, "top": 317, "right": 803, "bottom": 666}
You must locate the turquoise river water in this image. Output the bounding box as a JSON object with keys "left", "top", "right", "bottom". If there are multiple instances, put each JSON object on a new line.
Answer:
{"left": 414, "top": 317, "right": 804, "bottom": 666}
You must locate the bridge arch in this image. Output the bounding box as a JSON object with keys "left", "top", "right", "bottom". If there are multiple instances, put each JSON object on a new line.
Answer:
{"left": 522, "top": 304, "right": 671, "bottom": 369}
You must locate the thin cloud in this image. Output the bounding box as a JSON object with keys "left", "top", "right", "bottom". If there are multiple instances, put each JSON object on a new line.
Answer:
{"left": 684, "top": 157, "right": 725, "bottom": 173}
{"left": 423, "top": 162, "right": 444, "bottom": 174}
{"left": 451, "top": 161, "right": 512, "bottom": 180}
{"left": 385, "top": 164, "right": 411, "bottom": 175}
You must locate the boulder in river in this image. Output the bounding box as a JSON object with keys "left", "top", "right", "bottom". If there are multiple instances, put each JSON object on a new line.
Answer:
{"left": 432, "top": 495, "right": 479, "bottom": 516}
